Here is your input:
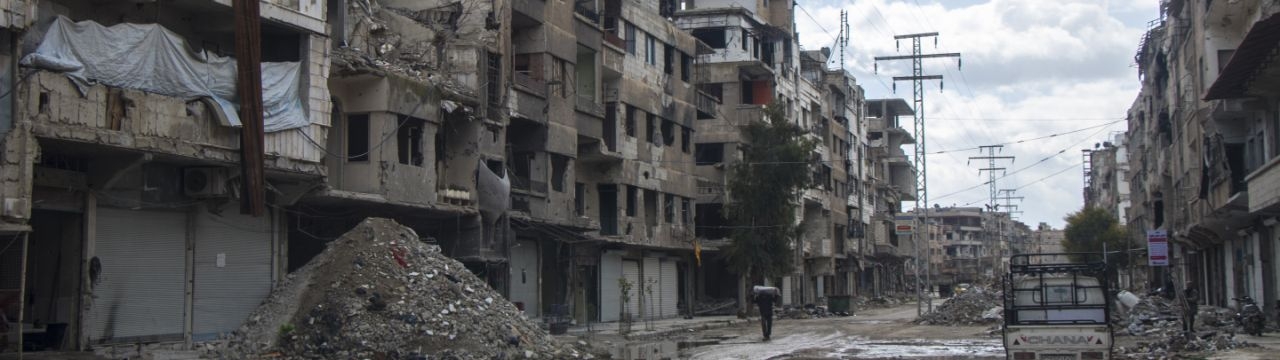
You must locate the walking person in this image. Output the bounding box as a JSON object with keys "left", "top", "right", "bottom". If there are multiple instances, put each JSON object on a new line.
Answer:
{"left": 1183, "top": 281, "right": 1200, "bottom": 334}
{"left": 752, "top": 286, "right": 781, "bottom": 341}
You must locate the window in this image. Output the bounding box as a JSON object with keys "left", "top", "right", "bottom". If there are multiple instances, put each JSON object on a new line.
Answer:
{"left": 553, "top": 57, "right": 572, "bottom": 97}
{"left": 665, "top": 194, "right": 676, "bottom": 223}
{"left": 645, "top": 34, "right": 657, "bottom": 65}
{"left": 741, "top": 28, "right": 749, "bottom": 51}
{"left": 691, "top": 27, "right": 726, "bottom": 48}
{"left": 625, "top": 105, "right": 637, "bottom": 137}
{"left": 681, "top": 127, "right": 691, "bottom": 153}
{"left": 662, "top": 120, "right": 676, "bottom": 146}
{"left": 682, "top": 198, "right": 691, "bottom": 224}
{"left": 625, "top": 22, "right": 637, "bottom": 54}
{"left": 698, "top": 83, "right": 723, "bottom": 101}
{"left": 347, "top": 114, "right": 370, "bottom": 162}
{"left": 659, "top": 0, "right": 675, "bottom": 17}
{"left": 695, "top": 143, "right": 724, "bottom": 165}
{"left": 681, "top": 52, "right": 692, "bottom": 82}
{"left": 664, "top": 44, "right": 675, "bottom": 75}
{"left": 626, "top": 185, "right": 638, "bottom": 216}
{"left": 551, "top": 154, "right": 569, "bottom": 192}
{"left": 396, "top": 118, "right": 425, "bottom": 166}
{"left": 486, "top": 52, "right": 502, "bottom": 111}
{"left": 647, "top": 113, "right": 659, "bottom": 145}
{"left": 575, "top": 182, "right": 586, "bottom": 215}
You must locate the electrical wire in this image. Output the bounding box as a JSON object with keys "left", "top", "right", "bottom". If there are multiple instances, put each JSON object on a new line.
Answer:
{"left": 929, "top": 120, "right": 1125, "bottom": 154}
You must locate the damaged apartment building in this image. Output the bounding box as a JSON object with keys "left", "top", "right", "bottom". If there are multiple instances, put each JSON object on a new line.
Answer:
{"left": 1128, "top": 0, "right": 1280, "bottom": 316}
{"left": 673, "top": 0, "right": 870, "bottom": 308}
{"left": 863, "top": 98, "right": 918, "bottom": 297}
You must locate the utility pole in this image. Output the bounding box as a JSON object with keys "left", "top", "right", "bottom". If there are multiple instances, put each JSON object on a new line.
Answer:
{"left": 969, "top": 145, "right": 1014, "bottom": 279}
{"left": 875, "top": 32, "right": 960, "bottom": 315}
{"left": 996, "top": 189, "right": 1024, "bottom": 259}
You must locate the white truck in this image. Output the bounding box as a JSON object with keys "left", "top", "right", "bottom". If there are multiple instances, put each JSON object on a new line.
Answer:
{"left": 1003, "top": 254, "right": 1112, "bottom": 360}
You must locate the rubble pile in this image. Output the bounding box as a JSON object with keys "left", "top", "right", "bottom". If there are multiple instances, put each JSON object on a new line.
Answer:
{"left": 915, "top": 288, "right": 1003, "bottom": 325}
{"left": 1118, "top": 295, "right": 1181, "bottom": 335}
{"left": 693, "top": 298, "right": 737, "bottom": 316}
{"left": 212, "top": 218, "right": 589, "bottom": 359}
{"left": 1117, "top": 331, "right": 1258, "bottom": 359}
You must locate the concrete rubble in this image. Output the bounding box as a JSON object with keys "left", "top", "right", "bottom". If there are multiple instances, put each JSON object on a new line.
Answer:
{"left": 915, "top": 288, "right": 1003, "bottom": 326}
{"left": 1114, "top": 293, "right": 1258, "bottom": 359}
{"left": 209, "top": 218, "right": 592, "bottom": 359}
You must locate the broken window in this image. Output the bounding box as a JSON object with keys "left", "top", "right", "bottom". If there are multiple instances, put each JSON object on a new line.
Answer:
{"left": 625, "top": 105, "right": 637, "bottom": 137}
{"left": 662, "top": 120, "right": 676, "bottom": 146}
{"left": 698, "top": 83, "right": 723, "bottom": 102}
{"left": 487, "top": 52, "right": 502, "bottom": 114}
{"left": 647, "top": 113, "right": 659, "bottom": 145}
{"left": 514, "top": 53, "right": 543, "bottom": 80}
{"left": 692, "top": 28, "right": 726, "bottom": 49}
{"left": 761, "top": 39, "right": 774, "bottom": 67}
{"left": 551, "top": 154, "right": 569, "bottom": 192}
{"left": 741, "top": 28, "right": 749, "bottom": 51}
{"left": 396, "top": 118, "right": 425, "bottom": 166}
{"left": 682, "top": 198, "right": 691, "bottom": 225}
{"left": 665, "top": 193, "right": 675, "bottom": 223}
{"left": 695, "top": 143, "right": 724, "bottom": 165}
{"left": 645, "top": 34, "right": 657, "bottom": 65}
{"left": 681, "top": 52, "right": 692, "bottom": 82}
{"left": 626, "top": 185, "right": 638, "bottom": 216}
{"left": 682, "top": 127, "right": 691, "bottom": 153}
{"left": 575, "top": 182, "right": 586, "bottom": 216}
{"left": 347, "top": 114, "right": 370, "bottom": 162}
{"left": 664, "top": 44, "right": 675, "bottom": 75}
{"left": 645, "top": 189, "right": 659, "bottom": 230}
{"left": 625, "top": 22, "right": 637, "bottom": 55}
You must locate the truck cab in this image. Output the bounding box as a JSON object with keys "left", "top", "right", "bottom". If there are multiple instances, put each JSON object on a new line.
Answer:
{"left": 1003, "top": 253, "right": 1112, "bottom": 360}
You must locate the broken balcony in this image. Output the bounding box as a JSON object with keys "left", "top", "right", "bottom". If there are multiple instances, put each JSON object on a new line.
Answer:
{"left": 513, "top": 0, "right": 546, "bottom": 24}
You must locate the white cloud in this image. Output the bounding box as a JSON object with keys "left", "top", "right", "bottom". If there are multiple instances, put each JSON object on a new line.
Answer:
{"left": 794, "top": 0, "right": 1154, "bottom": 228}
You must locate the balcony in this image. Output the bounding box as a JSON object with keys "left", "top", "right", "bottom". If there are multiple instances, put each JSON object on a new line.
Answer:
{"left": 1205, "top": 0, "right": 1260, "bottom": 25}
{"left": 574, "top": 1, "right": 601, "bottom": 25}
{"left": 602, "top": 42, "right": 625, "bottom": 77}
{"left": 576, "top": 95, "right": 605, "bottom": 117}
{"left": 513, "top": 0, "right": 546, "bottom": 24}
{"left": 513, "top": 71, "right": 547, "bottom": 97}
{"left": 695, "top": 90, "right": 720, "bottom": 119}
{"left": 1247, "top": 156, "right": 1280, "bottom": 213}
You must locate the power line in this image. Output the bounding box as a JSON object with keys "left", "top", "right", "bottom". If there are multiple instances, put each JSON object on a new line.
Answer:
{"left": 930, "top": 120, "right": 1125, "bottom": 154}
{"left": 932, "top": 117, "right": 1124, "bottom": 122}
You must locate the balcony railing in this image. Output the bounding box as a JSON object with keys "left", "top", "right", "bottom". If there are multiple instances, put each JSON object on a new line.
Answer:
{"left": 695, "top": 90, "right": 720, "bottom": 119}
{"left": 513, "top": 71, "right": 547, "bottom": 97}
{"left": 574, "top": 2, "right": 600, "bottom": 24}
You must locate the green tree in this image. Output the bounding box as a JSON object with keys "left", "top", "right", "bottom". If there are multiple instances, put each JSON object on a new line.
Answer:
{"left": 722, "top": 101, "right": 817, "bottom": 304}
{"left": 1062, "top": 207, "right": 1128, "bottom": 265}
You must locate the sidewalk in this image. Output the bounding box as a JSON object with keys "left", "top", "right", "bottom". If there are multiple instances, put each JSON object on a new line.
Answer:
{"left": 561, "top": 315, "right": 746, "bottom": 340}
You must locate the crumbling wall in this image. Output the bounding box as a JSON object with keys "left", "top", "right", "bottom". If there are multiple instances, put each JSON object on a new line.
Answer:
{"left": 0, "top": 122, "right": 36, "bottom": 227}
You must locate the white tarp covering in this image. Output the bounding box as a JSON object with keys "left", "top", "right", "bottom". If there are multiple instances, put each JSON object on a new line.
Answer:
{"left": 20, "top": 16, "right": 309, "bottom": 132}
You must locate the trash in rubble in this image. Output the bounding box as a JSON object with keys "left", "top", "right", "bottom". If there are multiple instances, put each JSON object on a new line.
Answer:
{"left": 915, "top": 287, "right": 1002, "bottom": 326}
{"left": 1113, "top": 292, "right": 1259, "bottom": 358}
{"left": 209, "top": 218, "right": 592, "bottom": 359}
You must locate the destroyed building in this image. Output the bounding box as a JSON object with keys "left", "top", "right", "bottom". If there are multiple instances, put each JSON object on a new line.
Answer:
{"left": 864, "top": 98, "right": 918, "bottom": 296}
{"left": 1126, "top": 0, "right": 1280, "bottom": 315}
{"left": 0, "top": 0, "right": 939, "bottom": 356}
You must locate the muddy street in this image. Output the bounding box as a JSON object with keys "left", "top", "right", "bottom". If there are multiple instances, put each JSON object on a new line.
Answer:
{"left": 669, "top": 302, "right": 1003, "bottom": 359}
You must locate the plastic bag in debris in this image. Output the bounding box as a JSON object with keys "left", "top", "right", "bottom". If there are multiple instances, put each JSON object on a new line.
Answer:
{"left": 21, "top": 16, "right": 310, "bottom": 132}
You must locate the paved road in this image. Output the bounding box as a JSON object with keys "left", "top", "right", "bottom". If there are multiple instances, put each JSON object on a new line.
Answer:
{"left": 676, "top": 302, "right": 1004, "bottom": 360}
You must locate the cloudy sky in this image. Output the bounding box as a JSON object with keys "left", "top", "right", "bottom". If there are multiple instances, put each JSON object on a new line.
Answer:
{"left": 792, "top": 0, "right": 1159, "bottom": 229}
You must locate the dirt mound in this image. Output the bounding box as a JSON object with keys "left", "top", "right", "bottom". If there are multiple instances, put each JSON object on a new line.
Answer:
{"left": 212, "top": 218, "right": 589, "bottom": 359}
{"left": 915, "top": 288, "right": 1002, "bottom": 326}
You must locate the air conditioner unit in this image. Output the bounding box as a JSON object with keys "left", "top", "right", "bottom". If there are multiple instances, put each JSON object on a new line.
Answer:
{"left": 184, "top": 167, "right": 229, "bottom": 198}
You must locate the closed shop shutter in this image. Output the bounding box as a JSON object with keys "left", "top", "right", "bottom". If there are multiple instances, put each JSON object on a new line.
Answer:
{"left": 510, "top": 240, "right": 540, "bottom": 317}
{"left": 660, "top": 259, "right": 678, "bottom": 318}
{"left": 192, "top": 207, "right": 274, "bottom": 340}
{"left": 623, "top": 260, "right": 641, "bottom": 318}
{"left": 782, "top": 277, "right": 793, "bottom": 306}
{"left": 642, "top": 257, "right": 659, "bottom": 319}
{"left": 599, "top": 253, "right": 622, "bottom": 322}
{"left": 90, "top": 208, "right": 187, "bottom": 343}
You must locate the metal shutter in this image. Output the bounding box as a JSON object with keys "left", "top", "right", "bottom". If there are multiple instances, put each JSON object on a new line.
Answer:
{"left": 660, "top": 259, "right": 678, "bottom": 318}
{"left": 782, "top": 277, "right": 793, "bottom": 306}
{"left": 90, "top": 208, "right": 187, "bottom": 343}
{"left": 192, "top": 208, "right": 273, "bottom": 340}
{"left": 623, "top": 260, "right": 641, "bottom": 318}
{"left": 599, "top": 253, "right": 621, "bottom": 322}
{"left": 510, "top": 240, "right": 540, "bottom": 317}
{"left": 642, "top": 257, "right": 659, "bottom": 319}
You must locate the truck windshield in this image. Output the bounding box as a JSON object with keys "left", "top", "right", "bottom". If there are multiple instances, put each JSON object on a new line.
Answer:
{"left": 1005, "top": 254, "right": 1110, "bottom": 326}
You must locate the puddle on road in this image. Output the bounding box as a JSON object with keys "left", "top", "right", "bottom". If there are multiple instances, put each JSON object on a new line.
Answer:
{"left": 682, "top": 332, "right": 1004, "bottom": 360}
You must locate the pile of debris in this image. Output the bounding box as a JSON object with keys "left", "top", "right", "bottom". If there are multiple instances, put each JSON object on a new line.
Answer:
{"left": 693, "top": 298, "right": 737, "bottom": 316}
{"left": 1117, "top": 294, "right": 1181, "bottom": 336}
{"left": 211, "top": 218, "right": 590, "bottom": 359}
{"left": 915, "top": 288, "right": 1003, "bottom": 326}
{"left": 1117, "top": 331, "right": 1258, "bottom": 359}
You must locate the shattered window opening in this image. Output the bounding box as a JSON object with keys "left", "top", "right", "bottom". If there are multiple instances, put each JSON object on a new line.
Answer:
{"left": 396, "top": 118, "right": 426, "bottom": 166}
{"left": 347, "top": 114, "right": 370, "bottom": 162}
{"left": 680, "top": 52, "right": 692, "bottom": 82}
{"left": 682, "top": 127, "right": 691, "bottom": 153}
{"left": 695, "top": 143, "right": 724, "bottom": 165}
{"left": 682, "top": 198, "right": 691, "bottom": 225}
{"left": 662, "top": 120, "right": 675, "bottom": 146}
{"left": 551, "top": 154, "right": 569, "bottom": 192}
{"left": 664, "top": 44, "right": 675, "bottom": 75}
{"left": 575, "top": 182, "right": 586, "bottom": 216}
{"left": 625, "top": 105, "right": 637, "bottom": 137}
{"left": 665, "top": 193, "right": 675, "bottom": 223}
{"left": 487, "top": 52, "right": 502, "bottom": 114}
{"left": 647, "top": 113, "right": 660, "bottom": 146}
{"left": 626, "top": 185, "right": 638, "bottom": 216}
{"left": 692, "top": 28, "right": 726, "bottom": 49}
